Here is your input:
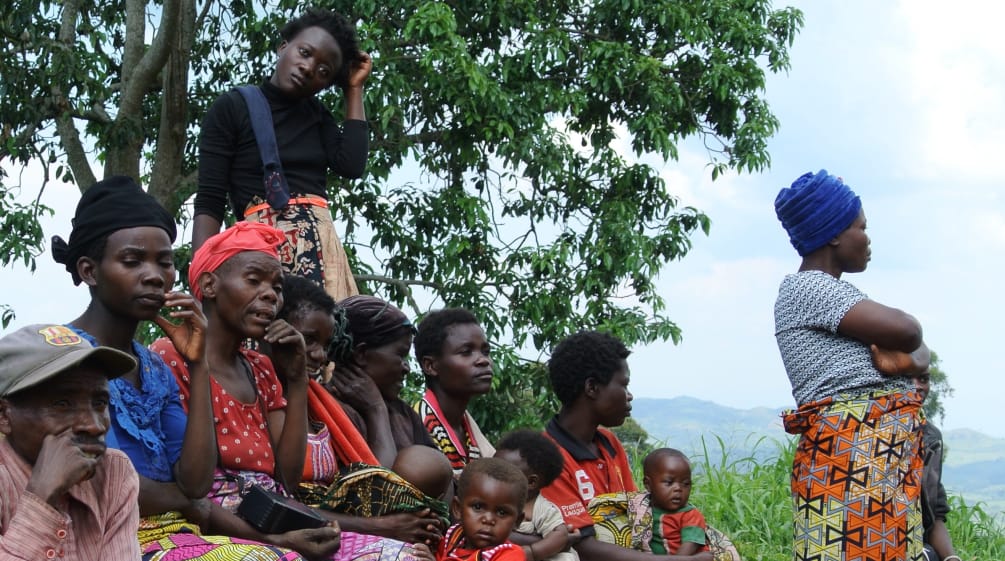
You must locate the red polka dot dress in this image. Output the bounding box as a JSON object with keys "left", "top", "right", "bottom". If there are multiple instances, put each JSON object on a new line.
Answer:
{"left": 151, "top": 338, "right": 287, "bottom": 477}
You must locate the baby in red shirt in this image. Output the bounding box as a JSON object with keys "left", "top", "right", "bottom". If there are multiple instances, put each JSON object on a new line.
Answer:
{"left": 416, "top": 458, "right": 531, "bottom": 561}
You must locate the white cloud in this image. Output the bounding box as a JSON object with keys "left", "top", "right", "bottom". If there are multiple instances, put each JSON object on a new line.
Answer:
{"left": 631, "top": 255, "right": 794, "bottom": 409}
{"left": 971, "top": 209, "right": 1005, "bottom": 248}
{"left": 897, "top": 0, "right": 1005, "bottom": 182}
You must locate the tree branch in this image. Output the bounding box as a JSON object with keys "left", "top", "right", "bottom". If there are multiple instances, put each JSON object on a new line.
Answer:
{"left": 352, "top": 274, "right": 444, "bottom": 317}
{"left": 55, "top": 112, "right": 96, "bottom": 191}
{"left": 119, "top": 0, "right": 183, "bottom": 113}
{"left": 195, "top": 0, "right": 214, "bottom": 31}
{"left": 148, "top": 0, "right": 195, "bottom": 215}
{"left": 0, "top": 119, "right": 43, "bottom": 161}
{"left": 49, "top": 0, "right": 94, "bottom": 188}
{"left": 107, "top": 0, "right": 182, "bottom": 179}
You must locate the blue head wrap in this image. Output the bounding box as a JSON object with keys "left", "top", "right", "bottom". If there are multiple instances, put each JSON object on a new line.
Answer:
{"left": 774, "top": 169, "right": 862, "bottom": 256}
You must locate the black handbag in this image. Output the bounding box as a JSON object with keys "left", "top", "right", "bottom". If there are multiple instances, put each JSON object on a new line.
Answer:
{"left": 231, "top": 358, "right": 326, "bottom": 534}
{"left": 237, "top": 484, "right": 327, "bottom": 534}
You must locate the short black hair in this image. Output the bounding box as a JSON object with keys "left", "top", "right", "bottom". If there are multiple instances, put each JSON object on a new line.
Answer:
{"left": 496, "top": 430, "right": 564, "bottom": 487}
{"left": 277, "top": 274, "right": 351, "bottom": 361}
{"left": 280, "top": 7, "right": 360, "bottom": 88}
{"left": 277, "top": 274, "right": 336, "bottom": 322}
{"left": 548, "top": 330, "right": 630, "bottom": 405}
{"left": 413, "top": 308, "right": 481, "bottom": 363}
{"left": 643, "top": 447, "right": 691, "bottom": 475}
{"left": 457, "top": 457, "right": 528, "bottom": 508}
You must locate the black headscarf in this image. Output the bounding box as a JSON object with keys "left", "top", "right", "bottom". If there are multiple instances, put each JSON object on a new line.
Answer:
{"left": 52, "top": 176, "right": 177, "bottom": 284}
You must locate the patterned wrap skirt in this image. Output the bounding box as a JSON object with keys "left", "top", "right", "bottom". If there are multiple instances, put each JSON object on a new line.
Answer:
{"left": 301, "top": 462, "right": 450, "bottom": 525}
{"left": 140, "top": 516, "right": 421, "bottom": 561}
{"left": 139, "top": 512, "right": 304, "bottom": 561}
{"left": 782, "top": 390, "right": 924, "bottom": 561}
{"left": 207, "top": 468, "right": 425, "bottom": 561}
{"left": 245, "top": 195, "right": 358, "bottom": 301}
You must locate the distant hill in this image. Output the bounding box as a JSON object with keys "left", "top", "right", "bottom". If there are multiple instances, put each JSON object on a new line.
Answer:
{"left": 940, "top": 428, "right": 1005, "bottom": 517}
{"left": 630, "top": 397, "right": 1005, "bottom": 518}
{"left": 629, "top": 396, "right": 791, "bottom": 460}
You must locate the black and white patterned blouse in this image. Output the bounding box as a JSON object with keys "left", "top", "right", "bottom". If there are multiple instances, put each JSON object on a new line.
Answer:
{"left": 774, "top": 270, "right": 909, "bottom": 405}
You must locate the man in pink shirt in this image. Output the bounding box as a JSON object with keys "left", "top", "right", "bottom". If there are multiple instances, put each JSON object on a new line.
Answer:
{"left": 0, "top": 324, "right": 141, "bottom": 560}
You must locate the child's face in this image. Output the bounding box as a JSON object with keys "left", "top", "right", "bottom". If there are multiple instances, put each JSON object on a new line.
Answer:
{"left": 494, "top": 448, "right": 537, "bottom": 495}
{"left": 644, "top": 454, "right": 692, "bottom": 513}
{"left": 423, "top": 323, "right": 493, "bottom": 398}
{"left": 452, "top": 473, "right": 523, "bottom": 548}
{"left": 912, "top": 372, "right": 931, "bottom": 402}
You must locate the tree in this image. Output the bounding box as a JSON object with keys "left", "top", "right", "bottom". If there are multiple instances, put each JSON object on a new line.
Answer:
{"left": 0, "top": 183, "right": 52, "bottom": 327}
{"left": 611, "top": 417, "right": 655, "bottom": 468}
{"left": 924, "top": 351, "right": 953, "bottom": 425}
{"left": 0, "top": 0, "right": 803, "bottom": 438}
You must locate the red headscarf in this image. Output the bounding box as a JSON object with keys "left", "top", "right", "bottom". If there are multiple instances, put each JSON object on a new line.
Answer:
{"left": 189, "top": 222, "right": 285, "bottom": 300}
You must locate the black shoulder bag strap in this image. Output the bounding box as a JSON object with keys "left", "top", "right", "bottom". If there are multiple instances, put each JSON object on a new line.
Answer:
{"left": 235, "top": 85, "right": 290, "bottom": 210}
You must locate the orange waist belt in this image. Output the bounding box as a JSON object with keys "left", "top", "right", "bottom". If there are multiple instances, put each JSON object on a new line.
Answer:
{"left": 244, "top": 195, "right": 328, "bottom": 217}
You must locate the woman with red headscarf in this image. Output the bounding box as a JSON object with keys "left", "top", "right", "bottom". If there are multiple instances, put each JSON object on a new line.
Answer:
{"left": 154, "top": 222, "right": 428, "bottom": 561}
{"left": 152, "top": 222, "right": 341, "bottom": 559}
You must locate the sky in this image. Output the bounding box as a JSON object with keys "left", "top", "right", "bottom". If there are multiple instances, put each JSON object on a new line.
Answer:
{"left": 629, "top": 0, "right": 1005, "bottom": 437}
{"left": 4, "top": 0, "right": 1005, "bottom": 436}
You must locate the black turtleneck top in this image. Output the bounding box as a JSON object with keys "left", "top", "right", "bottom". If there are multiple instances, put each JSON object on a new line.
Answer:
{"left": 195, "top": 81, "right": 369, "bottom": 221}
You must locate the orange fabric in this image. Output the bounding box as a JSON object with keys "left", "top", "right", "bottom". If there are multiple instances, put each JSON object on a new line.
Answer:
{"left": 436, "top": 524, "right": 525, "bottom": 561}
{"left": 541, "top": 427, "right": 636, "bottom": 531}
{"left": 305, "top": 379, "right": 378, "bottom": 476}
{"left": 783, "top": 390, "right": 924, "bottom": 560}
{"left": 243, "top": 196, "right": 328, "bottom": 218}
{"left": 188, "top": 221, "right": 285, "bottom": 300}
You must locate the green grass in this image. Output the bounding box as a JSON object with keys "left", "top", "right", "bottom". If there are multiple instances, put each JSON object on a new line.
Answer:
{"left": 945, "top": 495, "right": 1005, "bottom": 560}
{"left": 626, "top": 435, "right": 1005, "bottom": 561}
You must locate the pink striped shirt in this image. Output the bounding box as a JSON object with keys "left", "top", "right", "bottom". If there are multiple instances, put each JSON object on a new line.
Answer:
{"left": 0, "top": 438, "right": 140, "bottom": 560}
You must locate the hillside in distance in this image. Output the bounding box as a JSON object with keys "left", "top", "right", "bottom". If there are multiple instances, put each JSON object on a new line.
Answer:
{"left": 630, "top": 397, "right": 1005, "bottom": 517}
{"left": 629, "top": 396, "right": 790, "bottom": 457}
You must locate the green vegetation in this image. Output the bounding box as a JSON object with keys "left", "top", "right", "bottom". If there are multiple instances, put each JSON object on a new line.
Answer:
{"left": 671, "top": 437, "right": 1005, "bottom": 561}
{"left": 944, "top": 495, "right": 1005, "bottom": 561}
{"left": 689, "top": 437, "right": 794, "bottom": 561}
{"left": 924, "top": 351, "right": 953, "bottom": 424}
{"left": 1, "top": 0, "right": 803, "bottom": 438}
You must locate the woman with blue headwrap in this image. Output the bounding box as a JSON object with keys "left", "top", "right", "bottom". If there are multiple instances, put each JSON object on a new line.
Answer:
{"left": 774, "top": 170, "right": 930, "bottom": 561}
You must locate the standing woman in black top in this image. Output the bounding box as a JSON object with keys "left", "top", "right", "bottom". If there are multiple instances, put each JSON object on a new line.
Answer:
{"left": 194, "top": 7, "right": 371, "bottom": 301}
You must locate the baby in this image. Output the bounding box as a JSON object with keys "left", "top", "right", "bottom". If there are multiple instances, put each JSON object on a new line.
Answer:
{"left": 415, "top": 458, "right": 529, "bottom": 561}
{"left": 495, "top": 430, "right": 577, "bottom": 561}
{"left": 643, "top": 448, "right": 708, "bottom": 557}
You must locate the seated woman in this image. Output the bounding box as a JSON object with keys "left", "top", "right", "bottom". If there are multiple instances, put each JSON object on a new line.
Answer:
{"left": 53, "top": 176, "right": 311, "bottom": 560}
{"left": 153, "top": 222, "right": 422, "bottom": 560}
{"left": 275, "top": 275, "right": 450, "bottom": 544}
{"left": 328, "top": 295, "right": 437, "bottom": 460}
{"left": 413, "top": 309, "right": 496, "bottom": 477}
{"left": 539, "top": 331, "right": 723, "bottom": 561}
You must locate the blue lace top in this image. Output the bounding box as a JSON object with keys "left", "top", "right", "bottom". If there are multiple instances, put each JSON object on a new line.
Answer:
{"left": 70, "top": 326, "right": 186, "bottom": 481}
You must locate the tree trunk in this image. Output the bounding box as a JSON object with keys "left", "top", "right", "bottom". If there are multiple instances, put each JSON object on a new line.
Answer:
{"left": 148, "top": 0, "right": 196, "bottom": 216}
